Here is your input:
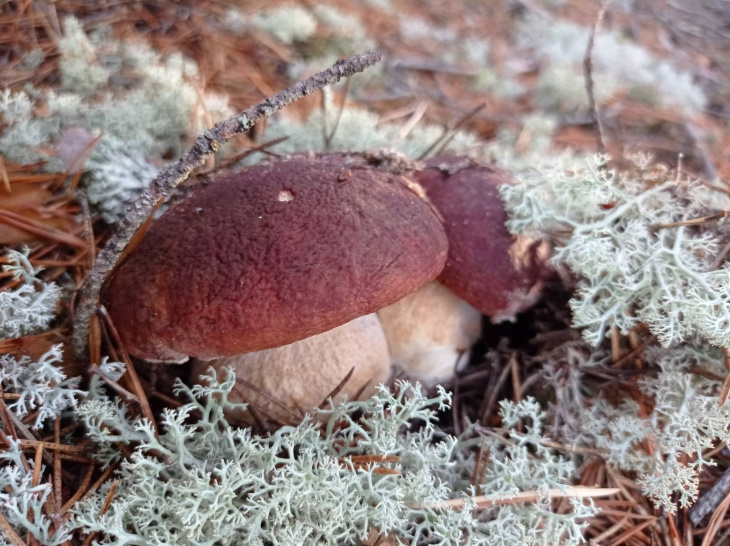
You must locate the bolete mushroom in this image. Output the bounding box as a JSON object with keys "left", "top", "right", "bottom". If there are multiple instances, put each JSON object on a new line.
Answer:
{"left": 378, "top": 156, "right": 547, "bottom": 386}
{"left": 102, "top": 156, "right": 448, "bottom": 419}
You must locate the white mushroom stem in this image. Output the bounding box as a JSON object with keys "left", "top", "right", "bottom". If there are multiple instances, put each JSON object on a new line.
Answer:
{"left": 377, "top": 281, "right": 482, "bottom": 387}
{"left": 191, "top": 313, "right": 391, "bottom": 426}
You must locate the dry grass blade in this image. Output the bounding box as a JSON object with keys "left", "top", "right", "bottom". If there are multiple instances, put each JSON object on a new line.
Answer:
{"left": 469, "top": 438, "right": 489, "bottom": 495}
{"left": 99, "top": 481, "right": 119, "bottom": 514}
{"left": 479, "top": 358, "right": 512, "bottom": 425}
{"left": 325, "top": 77, "right": 352, "bottom": 149}
{"left": 0, "top": 155, "right": 11, "bottom": 193}
{"left": 31, "top": 444, "right": 43, "bottom": 486}
{"left": 59, "top": 465, "right": 116, "bottom": 525}
{"left": 0, "top": 209, "right": 86, "bottom": 249}
{"left": 339, "top": 454, "right": 402, "bottom": 475}
{"left": 98, "top": 306, "right": 157, "bottom": 432}
{"left": 76, "top": 192, "right": 96, "bottom": 270}
{"left": 590, "top": 515, "right": 631, "bottom": 543}
{"left": 720, "top": 347, "right": 730, "bottom": 407}
{"left": 53, "top": 417, "right": 62, "bottom": 509}
{"left": 18, "top": 440, "right": 88, "bottom": 454}
{"left": 346, "top": 455, "right": 401, "bottom": 464}
{"left": 371, "top": 467, "right": 401, "bottom": 475}
{"left": 0, "top": 511, "right": 25, "bottom": 546}
{"left": 212, "top": 137, "right": 289, "bottom": 172}
{"left": 88, "top": 313, "right": 101, "bottom": 368}
{"left": 317, "top": 366, "right": 355, "bottom": 409}
{"left": 425, "top": 486, "right": 620, "bottom": 510}
{"left": 351, "top": 376, "right": 375, "bottom": 402}
{"left": 59, "top": 463, "right": 95, "bottom": 515}
{"left": 651, "top": 210, "right": 729, "bottom": 231}
{"left": 82, "top": 480, "right": 119, "bottom": 546}
{"left": 667, "top": 511, "right": 681, "bottom": 544}
{"left": 610, "top": 335, "right": 654, "bottom": 369}
{"left": 233, "top": 375, "right": 302, "bottom": 425}
{"left": 63, "top": 132, "right": 102, "bottom": 175}
{"left": 397, "top": 101, "right": 429, "bottom": 139}
{"left": 701, "top": 487, "right": 730, "bottom": 546}
{"left": 604, "top": 517, "right": 659, "bottom": 546}
{"left": 417, "top": 101, "right": 486, "bottom": 160}
{"left": 88, "top": 363, "right": 140, "bottom": 404}
{"left": 509, "top": 354, "right": 522, "bottom": 404}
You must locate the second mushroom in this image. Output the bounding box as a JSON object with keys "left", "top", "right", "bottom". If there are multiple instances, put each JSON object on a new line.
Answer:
{"left": 378, "top": 156, "right": 548, "bottom": 386}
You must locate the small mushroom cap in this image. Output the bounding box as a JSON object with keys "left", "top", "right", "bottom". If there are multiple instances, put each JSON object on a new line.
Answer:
{"left": 377, "top": 281, "right": 482, "bottom": 386}
{"left": 103, "top": 157, "right": 447, "bottom": 361}
{"left": 412, "top": 156, "right": 546, "bottom": 320}
{"left": 190, "top": 313, "right": 391, "bottom": 426}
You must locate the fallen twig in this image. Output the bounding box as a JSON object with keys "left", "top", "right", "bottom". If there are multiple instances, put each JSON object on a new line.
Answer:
{"left": 691, "top": 466, "right": 730, "bottom": 526}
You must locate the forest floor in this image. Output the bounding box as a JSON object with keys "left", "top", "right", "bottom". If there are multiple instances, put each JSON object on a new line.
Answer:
{"left": 2, "top": 0, "right": 730, "bottom": 544}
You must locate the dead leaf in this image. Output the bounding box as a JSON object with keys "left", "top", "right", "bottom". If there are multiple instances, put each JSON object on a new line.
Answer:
{"left": 57, "top": 127, "right": 99, "bottom": 174}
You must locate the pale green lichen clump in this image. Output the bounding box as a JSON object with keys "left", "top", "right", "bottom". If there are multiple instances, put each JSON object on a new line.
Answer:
{"left": 1, "top": 436, "right": 73, "bottom": 545}
{"left": 70, "top": 372, "right": 594, "bottom": 545}
{"left": 0, "top": 355, "right": 599, "bottom": 544}
{"left": 224, "top": 5, "right": 318, "bottom": 44}
{"left": 0, "top": 344, "right": 83, "bottom": 429}
{"left": 0, "top": 17, "right": 232, "bottom": 223}
{"left": 542, "top": 340, "right": 730, "bottom": 513}
{"left": 0, "top": 345, "right": 122, "bottom": 544}
{"left": 0, "top": 249, "right": 60, "bottom": 340}
{"left": 503, "top": 155, "right": 730, "bottom": 512}
{"left": 502, "top": 154, "right": 730, "bottom": 348}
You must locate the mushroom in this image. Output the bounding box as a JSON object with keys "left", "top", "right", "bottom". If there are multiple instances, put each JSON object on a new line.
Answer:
{"left": 102, "top": 156, "right": 448, "bottom": 420}
{"left": 414, "top": 156, "right": 546, "bottom": 319}
{"left": 191, "top": 313, "right": 389, "bottom": 426}
{"left": 377, "top": 156, "right": 548, "bottom": 386}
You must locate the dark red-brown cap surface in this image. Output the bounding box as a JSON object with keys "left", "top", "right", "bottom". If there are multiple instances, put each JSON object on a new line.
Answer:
{"left": 103, "top": 158, "right": 448, "bottom": 361}
{"left": 412, "top": 156, "right": 545, "bottom": 320}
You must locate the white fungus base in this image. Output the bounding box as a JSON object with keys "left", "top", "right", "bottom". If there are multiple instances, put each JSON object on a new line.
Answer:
{"left": 377, "top": 281, "right": 482, "bottom": 387}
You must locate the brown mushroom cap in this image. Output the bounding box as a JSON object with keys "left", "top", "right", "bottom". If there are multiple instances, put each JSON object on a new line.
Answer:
{"left": 103, "top": 157, "right": 448, "bottom": 361}
{"left": 412, "top": 156, "right": 545, "bottom": 320}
